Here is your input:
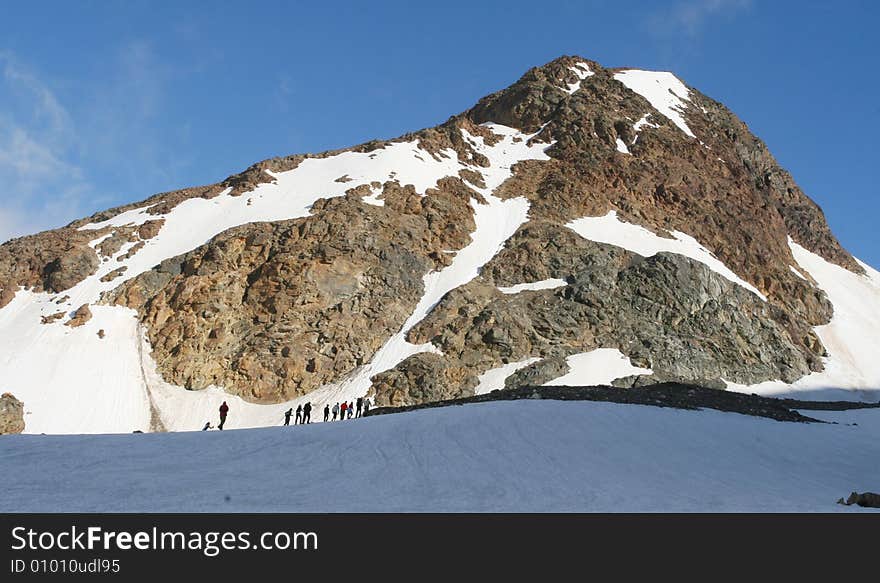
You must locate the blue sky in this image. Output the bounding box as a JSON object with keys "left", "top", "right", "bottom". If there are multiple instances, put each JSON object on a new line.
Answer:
{"left": 0, "top": 0, "right": 877, "bottom": 267}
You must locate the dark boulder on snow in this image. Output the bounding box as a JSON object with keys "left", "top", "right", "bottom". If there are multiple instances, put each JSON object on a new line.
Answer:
{"left": 838, "top": 492, "right": 880, "bottom": 508}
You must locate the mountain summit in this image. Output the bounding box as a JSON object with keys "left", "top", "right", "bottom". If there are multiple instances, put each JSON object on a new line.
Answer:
{"left": 1, "top": 56, "right": 878, "bottom": 434}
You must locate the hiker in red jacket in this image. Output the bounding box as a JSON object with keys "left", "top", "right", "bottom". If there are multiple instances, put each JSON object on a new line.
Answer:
{"left": 219, "top": 401, "right": 229, "bottom": 430}
{"left": 340, "top": 401, "right": 348, "bottom": 420}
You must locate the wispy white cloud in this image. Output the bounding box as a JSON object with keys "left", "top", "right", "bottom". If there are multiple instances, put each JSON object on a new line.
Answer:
{"left": 0, "top": 53, "right": 71, "bottom": 135}
{"left": 648, "top": 0, "right": 752, "bottom": 38}
{"left": 0, "top": 42, "right": 190, "bottom": 243}
{"left": 82, "top": 41, "right": 189, "bottom": 196}
{"left": 0, "top": 52, "right": 91, "bottom": 242}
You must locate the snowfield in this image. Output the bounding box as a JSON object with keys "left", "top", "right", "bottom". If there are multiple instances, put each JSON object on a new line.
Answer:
{"left": 1, "top": 399, "right": 877, "bottom": 512}
{"left": 497, "top": 278, "right": 568, "bottom": 294}
{"left": 543, "top": 349, "right": 653, "bottom": 387}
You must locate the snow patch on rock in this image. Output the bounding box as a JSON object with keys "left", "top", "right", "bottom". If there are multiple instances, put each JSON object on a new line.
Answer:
{"left": 498, "top": 278, "right": 567, "bottom": 294}
{"left": 543, "top": 349, "right": 653, "bottom": 387}
{"left": 614, "top": 70, "right": 695, "bottom": 138}
{"left": 563, "top": 62, "right": 594, "bottom": 94}
{"left": 474, "top": 358, "right": 542, "bottom": 395}
{"left": 790, "top": 265, "right": 809, "bottom": 281}
{"left": 727, "top": 240, "right": 880, "bottom": 402}
{"left": 566, "top": 211, "right": 766, "bottom": 300}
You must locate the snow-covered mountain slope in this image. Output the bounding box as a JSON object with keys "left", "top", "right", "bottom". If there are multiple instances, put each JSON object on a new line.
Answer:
{"left": 0, "top": 54, "right": 878, "bottom": 435}
{"left": 1, "top": 400, "right": 877, "bottom": 512}
{"left": 0, "top": 124, "right": 551, "bottom": 434}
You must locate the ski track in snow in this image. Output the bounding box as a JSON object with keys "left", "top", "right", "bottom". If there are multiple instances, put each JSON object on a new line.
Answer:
{"left": 726, "top": 239, "right": 880, "bottom": 402}
{"left": 0, "top": 123, "right": 552, "bottom": 434}
{"left": 566, "top": 210, "right": 767, "bottom": 300}
{"left": 2, "top": 399, "right": 878, "bottom": 512}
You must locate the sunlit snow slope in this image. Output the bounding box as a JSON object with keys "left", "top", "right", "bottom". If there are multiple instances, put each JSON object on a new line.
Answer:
{"left": 726, "top": 240, "right": 880, "bottom": 401}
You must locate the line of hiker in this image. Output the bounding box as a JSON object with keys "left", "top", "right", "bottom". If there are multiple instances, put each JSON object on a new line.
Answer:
{"left": 329, "top": 397, "right": 369, "bottom": 421}
{"left": 284, "top": 402, "right": 313, "bottom": 426}
{"left": 283, "top": 397, "right": 370, "bottom": 426}
{"left": 203, "top": 397, "right": 372, "bottom": 431}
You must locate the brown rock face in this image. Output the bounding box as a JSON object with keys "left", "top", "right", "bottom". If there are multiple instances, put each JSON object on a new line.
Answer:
{"left": 41, "top": 311, "right": 65, "bottom": 325}
{"left": 110, "top": 178, "right": 481, "bottom": 402}
{"left": 0, "top": 393, "right": 25, "bottom": 434}
{"left": 100, "top": 267, "right": 128, "bottom": 283}
{"left": 0, "top": 228, "right": 102, "bottom": 308}
{"left": 65, "top": 304, "right": 93, "bottom": 328}
{"left": 472, "top": 57, "right": 855, "bottom": 325}
{"left": 138, "top": 220, "right": 165, "bottom": 240}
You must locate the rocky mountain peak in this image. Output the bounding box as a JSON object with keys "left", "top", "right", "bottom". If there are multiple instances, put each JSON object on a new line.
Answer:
{"left": 1, "top": 56, "right": 878, "bottom": 433}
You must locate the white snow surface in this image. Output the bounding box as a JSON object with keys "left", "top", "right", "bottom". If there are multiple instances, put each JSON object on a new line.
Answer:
{"left": 630, "top": 114, "right": 659, "bottom": 145}
{"left": 543, "top": 349, "right": 653, "bottom": 387}
{"left": 727, "top": 239, "right": 880, "bottom": 402}
{"left": 497, "top": 278, "right": 567, "bottom": 294}
{"left": 1, "top": 399, "right": 877, "bottom": 512}
{"left": 563, "top": 62, "right": 594, "bottom": 94}
{"left": 566, "top": 210, "right": 766, "bottom": 300}
{"left": 615, "top": 138, "right": 631, "bottom": 155}
{"left": 614, "top": 70, "right": 696, "bottom": 138}
{"left": 473, "top": 358, "right": 541, "bottom": 395}
{"left": 633, "top": 114, "right": 658, "bottom": 133}
{"left": 0, "top": 123, "right": 552, "bottom": 434}
{"left": 360, "top": 184, "right": 385, "bottom": 206}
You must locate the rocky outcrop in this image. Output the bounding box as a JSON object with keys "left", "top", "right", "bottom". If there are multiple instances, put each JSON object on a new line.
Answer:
{"left": 838, "top": 492, "right": 880, "bottom": 508}
{"left": 371, "top": 353, "right": 472, "bottom": 408}
{"left": 65, "top": 304, "right": 93, "bottom": 328}
{"left": 100, "top": 267, "right": 127, "bottom": 282}
{"left": 109, "top": 178, "right": 482, "bottom": 402}
{"left": 0, "top": 228, "right": 103, "bottom": 308}
{"left": 371, "top": 221, "right": 822, "bottom": 406}
{"left": 0, "top": 393, "right": 25, "bottom": 434}
{"left": 138, "top": 220, "right": 165, "bottom": 240}
{"left": 472, "top": 56, "right": 853, "bottom": 328}
{"left": 41, "top": 311, "right": 65, "bottom": 325}
{"left": 366, "top": 382, "right": 880, "bottom": 423}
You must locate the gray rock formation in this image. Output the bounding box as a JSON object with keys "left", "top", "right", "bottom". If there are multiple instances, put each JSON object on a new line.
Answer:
{"left": 838, "top": 492, "right": 880, "bottom": 508}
